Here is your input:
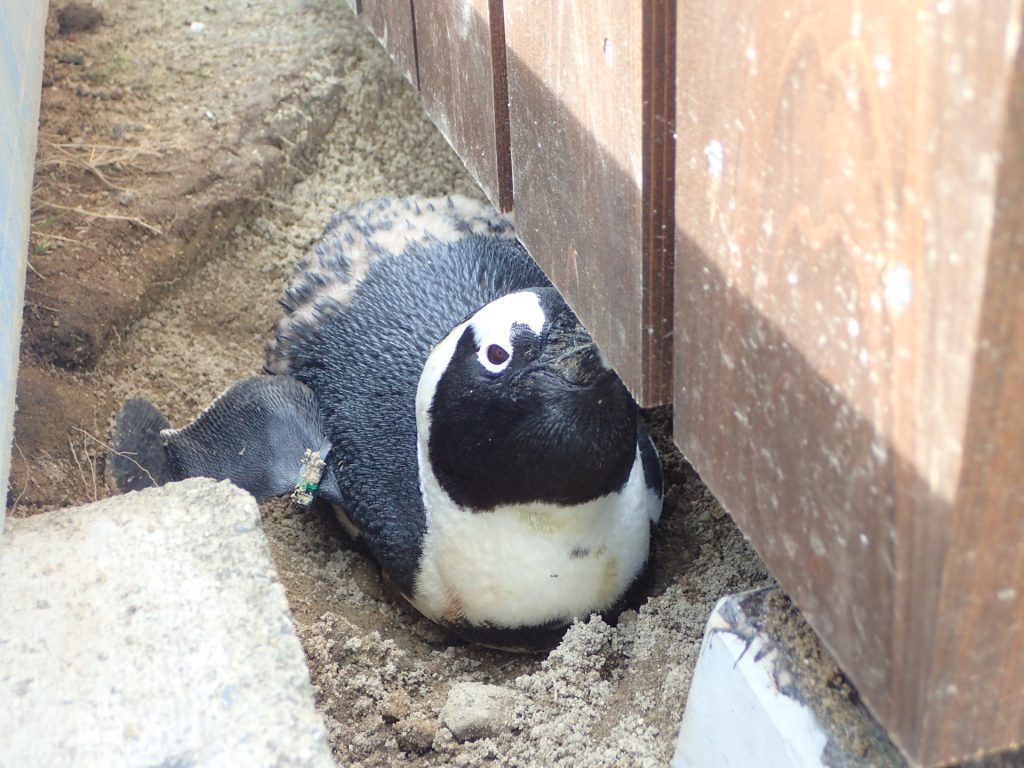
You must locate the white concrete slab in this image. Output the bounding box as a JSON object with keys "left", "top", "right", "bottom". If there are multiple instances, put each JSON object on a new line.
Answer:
{"left": 0, "top": 478, "right": 333, "bottom": 768}
{"left": 673, "top": 596, "right": 827, "bottom": 767}
{"left": 672, "top": 588, "right": 904, "bottom": 768}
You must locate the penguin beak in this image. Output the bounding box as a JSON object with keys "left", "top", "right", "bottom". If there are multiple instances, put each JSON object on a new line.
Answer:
{"left": 531, "top": 310, "right": 614, "bottom": 389}
{"left": 537, "top": 336, "right": 608, "bottom": 387}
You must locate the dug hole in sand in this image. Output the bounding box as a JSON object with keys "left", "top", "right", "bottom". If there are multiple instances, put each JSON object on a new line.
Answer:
{"left": 14, "top": 2, "right": 775, "bottom": 765}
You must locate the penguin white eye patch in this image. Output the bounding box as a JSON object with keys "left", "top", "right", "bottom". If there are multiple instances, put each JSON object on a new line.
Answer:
{"left": 468, "top": 291, "right": 546, "bottom": 374}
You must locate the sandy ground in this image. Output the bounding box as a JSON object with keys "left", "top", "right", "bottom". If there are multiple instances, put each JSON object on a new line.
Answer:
{"left": 14, "top": 2, "right": 776, "bottom": 764}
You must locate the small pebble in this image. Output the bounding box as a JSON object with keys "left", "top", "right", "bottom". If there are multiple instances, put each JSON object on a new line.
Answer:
{"left": 58, "top": 52, "right": 86, "bottom": 65}
{"left": 396, "top": 716, "right": 436, "bottom": 754}
{"left": 440, "top": 682, "right": 517, "bottom": 742}
{"left": 75, "top": 84, "right": 125, "bottom": 100}
{"left": 381, "top": 689, "right": 411, "bottom": 723}
{"left": 118, "top": 192, "right": 135, "bottom": 207}
{"left": 190, "top": 21, "right": 207, "bottom": 33}
{"left": 58, "top": 2, "right": 103, "bottom": 35}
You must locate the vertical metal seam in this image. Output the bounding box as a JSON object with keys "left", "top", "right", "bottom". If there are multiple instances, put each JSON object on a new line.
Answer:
{"left": 641, "top": 0, "right": 677, "bottom": 405}
{"left": 488, "top": 0, "right": 514, "bottom": 211}
{"left": 409, "top": 0, "right": 422, "bottom": 90}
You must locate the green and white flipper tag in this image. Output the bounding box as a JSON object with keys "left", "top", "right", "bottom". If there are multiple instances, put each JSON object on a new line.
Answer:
{"left": 291, "top": 447, "right": 327, "bottom": 507}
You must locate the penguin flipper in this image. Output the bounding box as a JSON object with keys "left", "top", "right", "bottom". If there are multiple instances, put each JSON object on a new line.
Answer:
{"left": 637, "top": 419, "right": 664, "bottom": 523}
{"left": 111, "top": 375, "right": 340, "bottom": 503}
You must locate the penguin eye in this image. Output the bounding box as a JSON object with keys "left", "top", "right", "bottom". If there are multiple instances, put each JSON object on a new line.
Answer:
{"left": 487, "top": 344, "right": 510, "bottom": 365}
{"left": 478, "top": 342, "right": 512, "bottom": 373}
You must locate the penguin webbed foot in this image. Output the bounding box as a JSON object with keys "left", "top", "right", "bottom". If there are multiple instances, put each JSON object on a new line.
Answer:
{"left": 109, "top": 397, "right": 174, "bottom": 492}
{"left": 110, "top": 375, "right": 339, "bottom": 504}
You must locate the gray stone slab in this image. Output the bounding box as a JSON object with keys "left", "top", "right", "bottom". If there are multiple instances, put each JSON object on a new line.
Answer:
{"left": 0, "top": 478, "right": 333, "bottom": 768}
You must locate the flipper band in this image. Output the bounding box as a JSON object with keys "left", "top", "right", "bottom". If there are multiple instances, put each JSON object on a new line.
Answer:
{"left": 291, "top": 448, "right": 327, "bottom": 507}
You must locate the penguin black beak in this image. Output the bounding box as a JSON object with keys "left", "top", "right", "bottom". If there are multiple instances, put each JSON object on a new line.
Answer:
{"left": 530, "top": 308, "right": 615, "bottom": 389}
{"left": 537, "top": 337, "right": 609, "bottom": 388}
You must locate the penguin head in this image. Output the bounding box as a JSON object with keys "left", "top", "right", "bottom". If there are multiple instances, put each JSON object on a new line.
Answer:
{"left": 416, "top": 287, "right": 639, "bottom": 512}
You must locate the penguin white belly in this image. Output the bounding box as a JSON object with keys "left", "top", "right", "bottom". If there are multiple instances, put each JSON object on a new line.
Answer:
{"left": 413, "top": 449, "right": 654, "bottom": 628}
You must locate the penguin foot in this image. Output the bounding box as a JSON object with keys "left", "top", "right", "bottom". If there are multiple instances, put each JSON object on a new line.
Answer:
{"left": 110, "top": 376, "right": 341, "bottom": 504}
{"left": 109, "top": 397, "right": 174, "bottom": 492}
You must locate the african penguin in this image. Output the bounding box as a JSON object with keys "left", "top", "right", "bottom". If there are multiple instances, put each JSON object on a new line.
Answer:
{"left": 111, "top": 195, "right": 664, "bottom": 650}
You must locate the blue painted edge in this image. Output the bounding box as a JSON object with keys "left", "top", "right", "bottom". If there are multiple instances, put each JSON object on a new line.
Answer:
{"left": 1, "top": 1, "right": 49, "bottom": 536}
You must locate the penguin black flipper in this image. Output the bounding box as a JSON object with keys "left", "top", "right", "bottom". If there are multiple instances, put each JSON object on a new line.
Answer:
{"left": 638, "top": 420, "right": 664, "bottom": 516}
{"left": 111, "top": 375, "right": 341, "bottom": 504}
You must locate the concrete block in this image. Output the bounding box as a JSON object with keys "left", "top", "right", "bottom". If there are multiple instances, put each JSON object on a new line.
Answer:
{"left": 0, "top": 478, "right": 333, "bottom": 768}
{"left": 673, "top": 588, "right": 904, "bottom": 768}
